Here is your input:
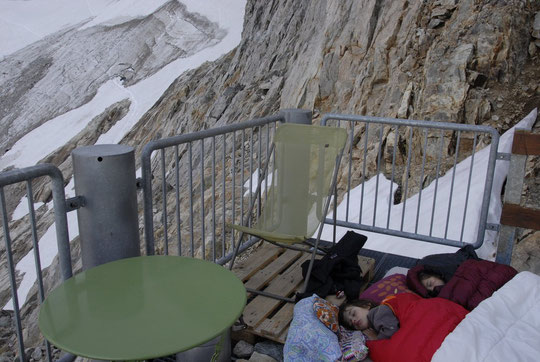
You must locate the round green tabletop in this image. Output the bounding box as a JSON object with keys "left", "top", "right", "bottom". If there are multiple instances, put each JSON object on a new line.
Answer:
{"left": 38, "top": 255, "right": 246, "bottom": 361}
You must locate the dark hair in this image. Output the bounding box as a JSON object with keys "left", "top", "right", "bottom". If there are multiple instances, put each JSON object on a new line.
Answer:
{"left": 338, "top": 299, "right": 378, "bottom": 330}
{"left": 418, "top": 269, "right": 444, "bottom": 297}
{"left": 418, "top": 269, "right": 443, "bottom": 282}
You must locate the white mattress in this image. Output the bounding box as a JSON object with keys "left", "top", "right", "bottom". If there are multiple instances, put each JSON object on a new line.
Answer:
{"left": 432, "top": 271, "right": 540, "bottom": 362}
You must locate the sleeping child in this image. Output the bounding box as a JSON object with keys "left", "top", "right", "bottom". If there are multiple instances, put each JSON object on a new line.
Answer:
{"left": 338, "top": 298, "right": 399, "bottom": 340}
{"left": 340, "top": 293, "right": 468, "bottom": 362}
{"left": 407, "top": 245, "right": 517, "bottom": 310}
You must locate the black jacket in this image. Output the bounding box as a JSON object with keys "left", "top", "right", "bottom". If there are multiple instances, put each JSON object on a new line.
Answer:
{"left": 297, "top": 231, "right": 367, "bottom": 301}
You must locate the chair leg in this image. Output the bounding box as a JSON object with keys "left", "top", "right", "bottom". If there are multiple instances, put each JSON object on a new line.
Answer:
{"left": 228, "top": 231, "right": 246, "bottom": 270}
{"left": 246, "top": 288, "right": 296, "bottom": 303}
{"left": 298, "top": 236, "right": 321, "bottom": 296}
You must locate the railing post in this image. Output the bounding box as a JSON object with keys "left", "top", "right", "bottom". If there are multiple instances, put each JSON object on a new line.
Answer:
{"left": 72, "top": 145, "right": 140, "bottom": 270}
{"left": 496, "top": 129, "right": 536, "bottom": 264}
{"left": 280, "top": 108, "right": 312, "bottom": 125}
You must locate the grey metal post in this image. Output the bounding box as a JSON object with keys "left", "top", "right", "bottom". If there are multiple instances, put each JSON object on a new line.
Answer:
{"left": 72, "top": 144, "right": 140, "bottom": 270}
{"left": 496, "top": 129, "right": 528, "bottom": 265}
{"left": 280, "top": 108, "right": 312, "bottom": 124}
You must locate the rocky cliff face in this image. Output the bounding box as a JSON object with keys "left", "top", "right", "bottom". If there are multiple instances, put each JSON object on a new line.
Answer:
{"left": 1, "top": 0, "right": 540, "bottom": 358}
{"left": 0, "top": 0, "right": 224, "bottom": 155}
{"left": 127, "top": 0, "right": 539, "bottom": 147}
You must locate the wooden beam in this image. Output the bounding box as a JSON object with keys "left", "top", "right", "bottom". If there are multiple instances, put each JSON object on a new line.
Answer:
{"left": 512, "top": 131, "right": 540, "bottom": 156}
{"left": 500, "top": 203, "right": 540, "bottom": 230}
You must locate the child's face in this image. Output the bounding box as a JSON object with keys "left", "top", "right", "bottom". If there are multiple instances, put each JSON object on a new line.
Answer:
{"left": 343, "top": 306, "right": 370, "bottom": 330}
{"left": 421, "top": 275, "right": 445, "bottom": 291}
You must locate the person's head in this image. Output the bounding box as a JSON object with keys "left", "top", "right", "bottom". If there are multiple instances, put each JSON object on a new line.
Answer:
{"left": 418, "top": 270, "right": 445, "bottom": 292}
{"left": 338, "top": 299, "right": 378, "bottom": 330}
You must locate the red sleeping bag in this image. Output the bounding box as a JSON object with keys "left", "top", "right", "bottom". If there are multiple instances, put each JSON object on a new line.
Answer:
{"left": 366, "top": 293, "right": 467, "bottom": 362}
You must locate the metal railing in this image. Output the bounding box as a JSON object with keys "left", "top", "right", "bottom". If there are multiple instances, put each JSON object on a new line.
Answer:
{"left": 0, "top": 164, "right": 73, "bottom": 362}
{"left": 321, "top": 114, "right": 500, "bottom": 249}
{"left": 141, "top": 113, "right": 284, "bottom": 263}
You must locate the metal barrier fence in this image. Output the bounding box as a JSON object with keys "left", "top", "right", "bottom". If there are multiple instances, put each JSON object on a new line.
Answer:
{"left": 141, "top": 113, "right": 285, "bottom": 263}
{"left": 0, "top": 164, "right": 73, "bottom": 362}
{"left": 142, "top": 111, "right": 501, "bottom": 263}
{"left": 321, "top": 114, "right": 500, "bottom": 249}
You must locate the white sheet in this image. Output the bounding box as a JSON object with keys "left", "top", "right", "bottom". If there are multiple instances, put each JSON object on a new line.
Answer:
{"left": 432, "top": 271, "right": 540, "bottom": 362}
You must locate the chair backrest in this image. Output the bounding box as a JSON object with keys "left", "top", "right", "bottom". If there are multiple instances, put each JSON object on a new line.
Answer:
{"left": 252, "top": 123, "right": 347, "bottom": 243}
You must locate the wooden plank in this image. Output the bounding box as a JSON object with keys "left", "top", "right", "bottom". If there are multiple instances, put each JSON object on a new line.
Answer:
{"left": 278, "top": 327, "right": 289, "bottom": 343}
{"left": 242, "top": 254, "right": 310, "bottom": 328}
{"left": 245, "top": 249, "right": 302, "bottom": 290}
{"left": 500, "top": 203, "right": 540, "bottom": 230}
{"left": 512, "top": 130, "right": 540, "bottom": 156}
{"left": 232, "top": 244, "right": 283, "bottom": 282}
{"left": 256, "top": 302, "right": 295, "bottom": 338}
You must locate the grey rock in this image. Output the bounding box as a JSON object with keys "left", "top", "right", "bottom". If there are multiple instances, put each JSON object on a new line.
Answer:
{"left": 427, "top": 18, "right": 446, "bottom": 30}
{"left": 0, "top": 315, "right": 10, "bottom": 328}
{"left": 31, "top": 347, "right": 42, "bottom": 360}
{"left": 533, "top": 12, "right": 540, "bottom": 39}
{"left": 254, "top": 341, "right": 283, "bottom": 362}
{"left": 234, "top": 340, "right": 255, "bottom": 358}
{"left": 249, "top": 351, "right": 278, "bottom": 362}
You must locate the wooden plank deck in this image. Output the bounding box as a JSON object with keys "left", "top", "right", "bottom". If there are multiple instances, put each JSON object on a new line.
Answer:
{"left": 231, "top": 243, "right": 375, "bottom": 344}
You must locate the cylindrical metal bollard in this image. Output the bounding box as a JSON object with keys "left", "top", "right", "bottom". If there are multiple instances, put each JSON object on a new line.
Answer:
{"left": 72, "top": 144, "right": 140, "bottom": 270}
{"left": 280, "top": 108, "right": 312, "bottom": 124}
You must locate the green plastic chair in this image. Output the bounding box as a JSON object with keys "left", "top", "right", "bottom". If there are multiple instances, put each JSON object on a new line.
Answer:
{"left": 228, "top": 122, "right": 347, "bottom": 302}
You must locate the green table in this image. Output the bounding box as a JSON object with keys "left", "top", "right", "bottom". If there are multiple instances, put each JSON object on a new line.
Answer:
{"left": 38, "top": 255, "right": 246, "bottom": 361}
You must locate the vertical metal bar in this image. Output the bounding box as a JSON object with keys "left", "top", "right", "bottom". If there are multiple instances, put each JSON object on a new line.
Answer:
{"left": 258, "top": 126, "right": 262, "bottom": 219}
{"left": 175, "top": 146, "right": 181, "bottom": 256}
{"left": 269, "top": 124, "right": 277, "bottom": 228}
{"left": 345, "top": 121, "right": 353, "bottom": 221}
{"left": 200, "top": 140, "right": 205, "bottom": 259}
{"left": 429, "top": 129, "right": 444, "bottom": 236}
{"left": 26, "top": 182, "right": 53, "bottom": 360}
{"left": 222, "top": 135, "right": 226, "bottom": 258}
{"left": 387, "top": 126, "right": 399, "bottom": 228}
{"left": 0, "top": 187, "right": 25, "bottom": 360}
{"left": 249, "top": 129, "right": 254, "bottom": 225}
{"left": 189, "top": 142, "right": 194, "bottom": 257}
{"left": 373, "top": 125, "right": 384, "bottom": 226}
{"left": 231, "top": 131, "right": 236, "bottom": 251}
{"left": 359, "top": 122, "right": 369, "bottom": 224}
{"left": 142, "top": 148, "right": 156, "bottom": 256}
{"left": 415, "top": 128, "right": 428, "bottom": 233}
{"left": 445, "top": 131, "right": 461, "bottom": 239}
{"left": 212, "top": 136, "right": 216, "bottom": 262}
{"left": 241, "top": 130, "right": 245, "bottom": 226}
{"left": 476, "top": 130, "right": 500, "bottom": 246}
{"left": 333, "top": 179, "right": 338, "bottom": 244}
{"left": 460, "top": 133, "right": 478, "bottom": 242}
{"left": 161, "top": 148, "right": 168, "bottom": 255}
{"left": 265, "top": 124, "right": 270, "bottom": 202}
{"left": 50, "top": 167, "right": 72, "bottom": 280}
{"left": 401, "top": 127, "right": 413, "bottom": 231}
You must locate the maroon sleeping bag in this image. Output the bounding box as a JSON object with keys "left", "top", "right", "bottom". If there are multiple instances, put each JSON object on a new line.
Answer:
{"left": 407, "top": 259, "right": 517, "bottom": 310}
